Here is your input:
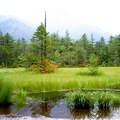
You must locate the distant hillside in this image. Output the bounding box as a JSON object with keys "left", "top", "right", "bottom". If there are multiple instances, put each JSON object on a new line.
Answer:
{"left": 69, "top": 23, "right": 112, "bottom": 41}
{"left": 0, "top": 15, "right": 111, "bottom": 42}
{"left": 0, "top": 16, "right": 35, "bottom": 42}
{"left": 47, "top": 20, "right": 111, "bottom": 41}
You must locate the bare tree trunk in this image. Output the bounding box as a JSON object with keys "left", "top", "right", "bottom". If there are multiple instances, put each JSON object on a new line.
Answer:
{"left": 44, "top": 11, "right": 47, "bottom": 58}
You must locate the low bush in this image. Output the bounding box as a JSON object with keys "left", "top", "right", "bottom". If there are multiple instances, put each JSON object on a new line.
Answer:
{"left": 0, "top": 65, "right": 4, "bottom": 68}
{"left": 30, "top": 59, "right": 59, "bottom": 73}
{"left": 88, "top": 54, "right": 99, "bottom": 75}
{"left": 77, "top": 69, "right": 103, "bottom": 76}
{"left": 78, "top": 63, "right": 87, "bottom": 67}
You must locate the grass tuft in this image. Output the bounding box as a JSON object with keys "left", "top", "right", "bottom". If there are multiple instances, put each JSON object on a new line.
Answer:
{"left": 0, "top": 78, "right": 13, "bottom": 105}
{"left": 65, "top": 91, "right": 120, "bottom": 109}
{"left": 12, "top": 89, "right": 27, "bottom": 105}
{"left": 112, "top": 94, "right": 120, "bottom": 106}
{"left": 66, "top": 91, "right": 94, "bottom": 109}
{"left": 95, "top": 92, "right": 113, "bottom": 108}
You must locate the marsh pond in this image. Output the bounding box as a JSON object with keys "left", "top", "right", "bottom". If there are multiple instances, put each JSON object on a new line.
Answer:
{"left": 0, "top": 91, "right": 120, "bottom": 119}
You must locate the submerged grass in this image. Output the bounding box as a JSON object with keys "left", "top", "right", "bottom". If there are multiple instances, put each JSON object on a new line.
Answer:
{"left": 0, "top": 67, "right": 120, "bottom": 92}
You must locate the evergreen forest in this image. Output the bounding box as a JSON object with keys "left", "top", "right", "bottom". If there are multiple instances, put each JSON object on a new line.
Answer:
{"left": 0, "top": 23, "right": 120, "bottom": 68}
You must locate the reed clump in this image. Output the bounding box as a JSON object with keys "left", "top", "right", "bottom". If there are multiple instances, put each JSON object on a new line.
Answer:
{"left": 66, "top": 91, "right": 94, "bottom": 108}
{"left": 0, "top": 78, "right": 13, "bottom": 105}
{"left": 65, "top": 91, "right": 120, "bottom": 109}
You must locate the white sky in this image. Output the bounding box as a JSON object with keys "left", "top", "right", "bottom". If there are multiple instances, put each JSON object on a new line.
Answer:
{"left": 0, "top": 0, "right": 120, "bottom": 35}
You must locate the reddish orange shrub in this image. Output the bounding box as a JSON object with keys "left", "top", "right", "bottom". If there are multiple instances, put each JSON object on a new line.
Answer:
{"left": 30, "top": 59, "right": 59, "bottom": 73}
{"left": 78, "top": 63, "right": 87, "bottom": 67}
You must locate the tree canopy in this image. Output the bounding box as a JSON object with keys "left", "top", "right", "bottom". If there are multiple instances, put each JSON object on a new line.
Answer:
{"left": 0, "top": 24, "right": 120, "bottom": 68}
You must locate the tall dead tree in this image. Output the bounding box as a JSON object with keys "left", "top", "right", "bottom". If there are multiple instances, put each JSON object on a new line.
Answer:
{"left": 44, "top": 11, "right": 47, "bottom": 57}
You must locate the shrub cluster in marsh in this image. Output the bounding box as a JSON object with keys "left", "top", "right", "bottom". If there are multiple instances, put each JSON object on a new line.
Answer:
{"left": 30, "top": 59, "right": 59, "bottom": 73}
{"left": 0, "top": 78, "right": 13, "bottom": 105}
{"left": 88, "top": 54, "right": 99, "bottom": 75}
{"left": 65, "top": 91, "right": 120, "bottom": 109}
{"left": 77, "top": 69, "right": 103, "bottom": 76}
{"left": 78, "top": 63, "right": 87, "bottom": 67}
{"left": 77, "top": 54, "right": 102, "bottom": 76}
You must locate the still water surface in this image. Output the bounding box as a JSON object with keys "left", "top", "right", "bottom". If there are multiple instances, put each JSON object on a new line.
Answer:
{"left": 0, "top": 91, "right": 120, "bottom": 119}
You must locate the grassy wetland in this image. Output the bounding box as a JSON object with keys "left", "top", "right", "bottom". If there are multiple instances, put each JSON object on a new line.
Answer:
{"left": 0, "top": 67, "right": 120, "bottom": 119}
{"left": 0, "top": 67, "right": 120, "bottom": 93}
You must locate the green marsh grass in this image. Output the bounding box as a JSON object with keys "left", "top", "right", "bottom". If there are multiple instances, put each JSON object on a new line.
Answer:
{"left": 0, "top": 77, "right": 13, "bottom": 105}
{"left": 0, "top": 67, "right": 120, "bottom": 92}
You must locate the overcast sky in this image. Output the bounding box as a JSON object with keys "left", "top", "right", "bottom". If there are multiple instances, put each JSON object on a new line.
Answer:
{"left": 0, "top": 0, "right": 120, "bottom": 35}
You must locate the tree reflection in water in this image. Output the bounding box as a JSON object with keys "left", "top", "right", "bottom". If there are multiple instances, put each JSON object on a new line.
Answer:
{"left": 31, "top": 101, "right": 56, "bottom": 117}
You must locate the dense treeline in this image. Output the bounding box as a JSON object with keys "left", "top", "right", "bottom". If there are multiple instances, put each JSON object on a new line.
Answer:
{"left": 0, "top": 23, "right": 120, "bottom": 68}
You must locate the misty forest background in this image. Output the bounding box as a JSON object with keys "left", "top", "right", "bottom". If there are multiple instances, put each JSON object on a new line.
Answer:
{"left": 0, "top": 21, "right": 120, "bottom": 68}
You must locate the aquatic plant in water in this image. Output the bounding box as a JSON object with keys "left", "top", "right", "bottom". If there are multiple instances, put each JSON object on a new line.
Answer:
{"left": 66, "top": 91, "right": 94, "bottom": 108}
{"left": 65, "top": 91, "right": 120, "bottom": 109}
{"left": 12, "top": 89, "right": 27, "bottom": 105}
{"left": 95, "top": 92, "right": 113, "bottom": 108}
